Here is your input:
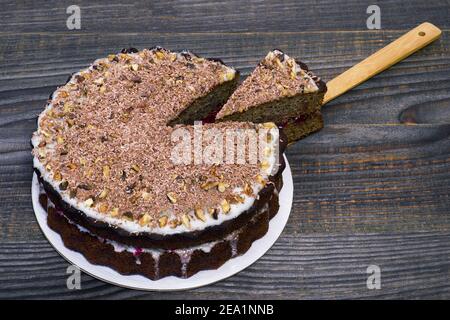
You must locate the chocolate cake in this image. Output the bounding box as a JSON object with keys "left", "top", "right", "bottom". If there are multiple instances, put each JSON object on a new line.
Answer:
{"left": 32, "top": 47, "right": 287, "bottom": 279}
{"left": 216, "top": 50, "right": 327, "bottom": 143}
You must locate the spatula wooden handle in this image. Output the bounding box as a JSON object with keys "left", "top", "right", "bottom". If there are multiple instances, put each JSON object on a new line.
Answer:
{"left": 322, "top": 22, "right": 442, "bottom": 105}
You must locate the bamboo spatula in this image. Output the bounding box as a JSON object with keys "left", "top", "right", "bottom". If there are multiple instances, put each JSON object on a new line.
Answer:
{"left": 322, "top": 22, "right": 442, "bottom": 105}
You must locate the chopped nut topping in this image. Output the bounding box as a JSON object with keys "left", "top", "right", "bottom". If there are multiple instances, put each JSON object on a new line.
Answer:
{"left": 220, "top": 199, "right": 230, "bottom": 214}
{"left": 139, "top": 213, "right": 151, "bottom": 226}
{"left": 47, "top": 110, "right": 56, "bottom": 118}
{"left": 66, "top": 119, "right": 75, "bottom": 127}
{"left": 63, "top": 103, "right": 73, "bottom": 114}
{"left": 274, "top": 57, "right": 284, "bottom": 69}
{"left": 158, "top": 215, "right": 168, "bottom": 227}
{"left": 167, "top": 192, "right": 177, "bottom": 204}
{"left": 98, "top": 188, "right": 108, "bottom": 199}
{"left": 169, "top": 219, "right": 180, "bottom": 228}
{"left": 93, "top": 78, "right": 104, "bottom": 85}
{"left": 41, "top": 130, "right": 51, "bottom": 138}
{"left": 169, "top": 53, "right": 177, "bottom": 62}
{"left": 84, "top": 198, "right": 94, "bottom": 207}
{"left": 141, "top": 191, "right": 151, "bottom": 201}
{"left": 260, "top": 160, "right": 270, "bottom": 171}
{"left": 181, "top": 214, "right": 191, "bottom": 228}
{"left": 131, "top": 63, "right": 139, "bottom": 71}
{"left": 224, "top": 70, "right": 235, "bottom": 81}
{"left": 85, "top": 168, "right": 94, "bottom": 178}
{"left": 131, "top": 164, "right": 140, "bottom": 173}
{"left": 155, "top": 51, "right": 165, "bottom": 60}
{"left": 195, "top": 207, "right": 206, "bottom": 222}
{"left": 243, "top": 183, "right": 253, "bottom": 196}
{"left": 233, "top": 194, "right": 245, "bottom": 204}
{"left": 54, "top": 172, "right": 62, "bottom": 181}
{"left": 110, "top": 207, "right": 119, "bottom": 217}
{"left": 67, "top": 163, "right": 77, "bottom": 170}
{"left": 103, "top": 165, "right": 110, "bottom": 178}
{"left": 256, "top": 175, "right": 266, "bottom": 186}
{"left": 119, "top": 53, "right": 130, "bottom": 61}
{"left": 201, "top": 181, "right": 218, "bottom": 191}
{"left": 98, "top": 203, "right": 108, "bottom": 213}
{"left": 81, "top": 72, "right": 91, "bottom": 80}
{"left": 217, "top": 182, "right": 229, "bottom": 193}
{"left": 290, "top": 69, "right": 297, "bottom": 80}
{"left": 263, "top": 146, "right": 272, "bottom": 157}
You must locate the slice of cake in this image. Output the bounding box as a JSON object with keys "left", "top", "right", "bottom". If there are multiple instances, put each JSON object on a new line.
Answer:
{"left": 31, "top": 47, "right": 286, "bottom": 279}
{"left": 216, "top": 49, "right": 327, "bottom": 143}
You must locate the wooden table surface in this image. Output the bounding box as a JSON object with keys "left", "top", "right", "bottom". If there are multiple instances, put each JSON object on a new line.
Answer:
{"left": 1, "top": 0, "right": 449, "bottom": 299}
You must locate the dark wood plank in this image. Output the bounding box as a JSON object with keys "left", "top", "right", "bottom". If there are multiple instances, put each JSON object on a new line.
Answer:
{"left": 0, "top": 0, "right": 449, "bottom": 33}
{"left": 1, "top": 31, "right": 449, "bottom": 130}
{"left": 287, "top": 124, "right": 450, "bottom": 234}
{"left": 1, "top": 232, "right": 449, "bottom": 299}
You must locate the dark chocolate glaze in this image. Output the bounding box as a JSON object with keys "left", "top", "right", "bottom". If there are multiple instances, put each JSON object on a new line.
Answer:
{"left": 121, "top": 47, "right": 139, "bottom": 54}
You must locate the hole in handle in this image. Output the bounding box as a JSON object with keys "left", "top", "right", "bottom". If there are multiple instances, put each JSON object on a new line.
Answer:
{"left": 418, "top": 31, "right": 426, "bottom": 36}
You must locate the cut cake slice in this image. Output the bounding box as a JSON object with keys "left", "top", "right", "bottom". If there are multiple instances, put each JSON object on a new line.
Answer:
{"left": 216, "top": 49, "right": 327, "bottom": 143}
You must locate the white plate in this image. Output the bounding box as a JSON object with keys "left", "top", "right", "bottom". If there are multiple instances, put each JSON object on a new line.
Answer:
{"left": 32, "top": 155, "right": 293, "bottom": 291}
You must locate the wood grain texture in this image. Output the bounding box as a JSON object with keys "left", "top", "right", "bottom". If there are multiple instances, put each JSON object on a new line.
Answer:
{"left": 0, "top": 0, "right": 449, "bottom": 33}
{"left": 0, "top": 0, "right": 449, "bottom": 299}
{"left": 1, "top": 232, "right": 449, "bottom": 299}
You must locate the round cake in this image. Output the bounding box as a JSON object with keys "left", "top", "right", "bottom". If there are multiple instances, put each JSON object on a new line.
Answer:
{"left": 32, "top": 47, "right": 287, "bottom": 279}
